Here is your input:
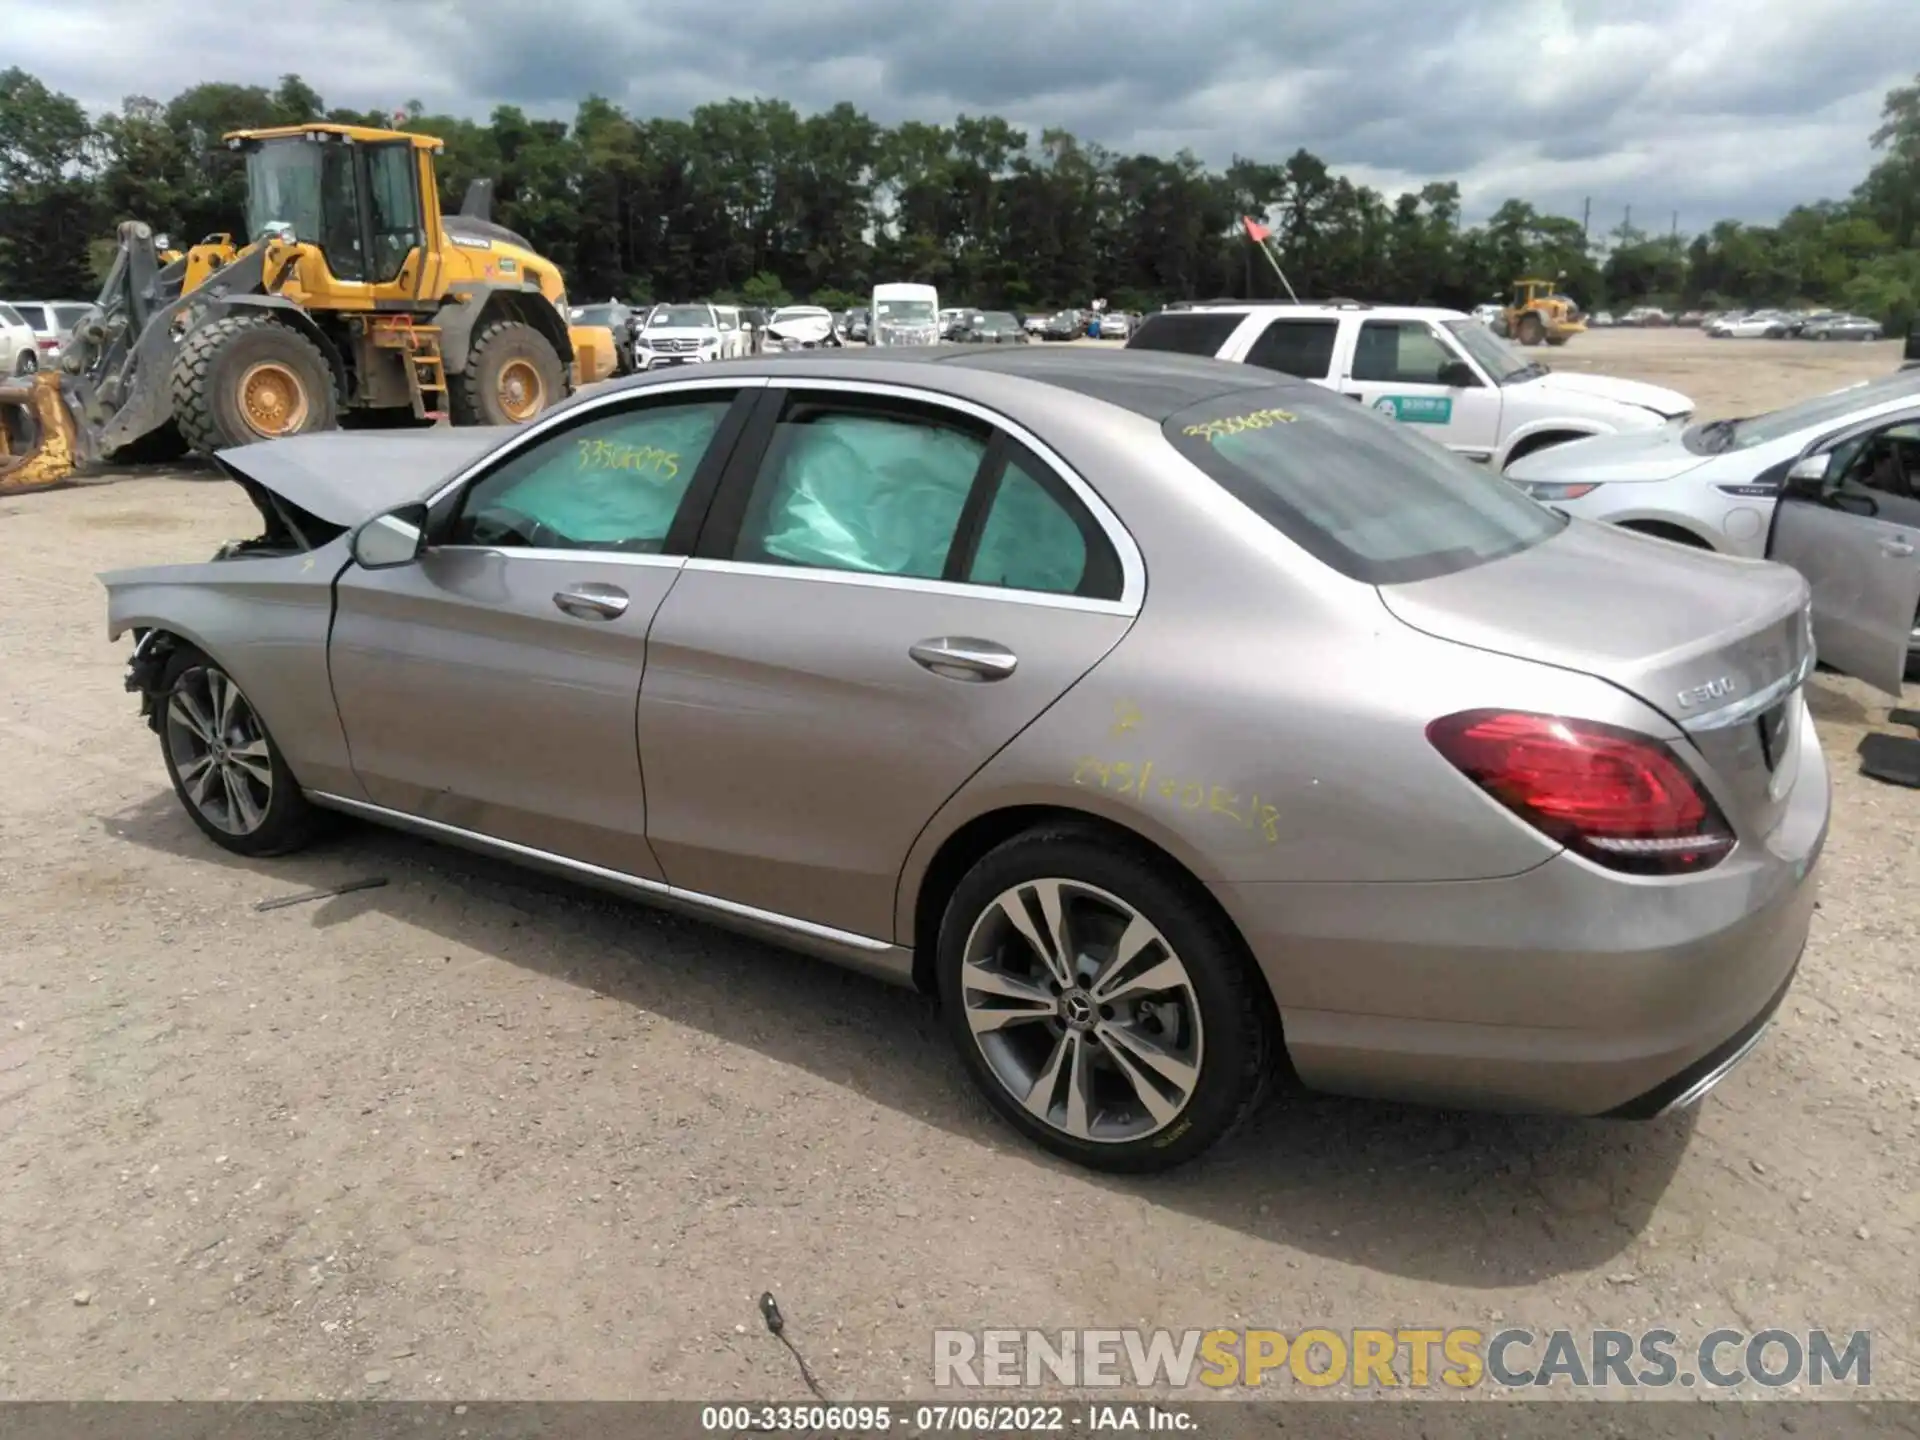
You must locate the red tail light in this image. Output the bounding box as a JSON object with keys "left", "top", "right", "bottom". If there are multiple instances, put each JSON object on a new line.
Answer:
{"left": 1427, "top": 710, "right": 1733, "bottom": 875}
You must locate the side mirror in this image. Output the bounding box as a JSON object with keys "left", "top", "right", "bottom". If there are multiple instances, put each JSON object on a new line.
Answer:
{"left": 1785, "top": 453, "right": 1831, "bottom": 495}
{"left": 350, "top": 502, "right": 428, "bottom": 569}
{"left": 1436, "top": 359, "right": 1478, "bottom": 388}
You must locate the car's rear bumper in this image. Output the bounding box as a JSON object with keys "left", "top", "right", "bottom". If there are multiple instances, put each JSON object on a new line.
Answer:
{"left": 1211, "top": 721, "right": 1829, "bottom": 1117}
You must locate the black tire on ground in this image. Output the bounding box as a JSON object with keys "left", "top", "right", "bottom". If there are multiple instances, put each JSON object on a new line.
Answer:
{"left": 447, "top": 318, "right": 568, "bottom": 427}
{"left": 171, "top": 313, "right": 339, "bottom": 455}
{"left": 1516, "top": 313, "right": 1546, "bottom": 346}
{"left": 15, "top": 349, "right": 36, "bottom": 375}
{"left": 156, "top": 644, "right": 326, "bottom": 858}
{"left": 935, "top": 825, "right": 1275, "bottom": 1174}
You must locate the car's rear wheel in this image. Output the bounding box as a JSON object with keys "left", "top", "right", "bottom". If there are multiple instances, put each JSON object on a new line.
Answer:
{"left": 936, "top": 828, "right": 1273, "bottom": 1173}
{"left": 15, "top": 349, "right": 36, "bottom": 376}
{"left": 158, "top": 647, "right": 321, "bottom": 857}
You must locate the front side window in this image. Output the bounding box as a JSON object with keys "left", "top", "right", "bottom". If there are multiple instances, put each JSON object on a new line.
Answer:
{"left": 1244, "top": 319, "right": 1337, "bottom": 379}
{"left": 732, "top": 399, "right": 989, "bottom": 577}
{"left": 1830, "top": 419, "right": 1920, "bottom": 507}
{"left": 1166, "top": 387, "right": 1564, "bottom": 584}
{"left": 1442, "top": 319, "right": 1533, "bottom": 384}
{"left": 449, "top": 397, "right": 733, "bottom": 552}
{"left": 245, "top": 140, "right": 324, "bottom": 248}
{"left": 1350, "top": 321, "right": 1458, "bottom": 385}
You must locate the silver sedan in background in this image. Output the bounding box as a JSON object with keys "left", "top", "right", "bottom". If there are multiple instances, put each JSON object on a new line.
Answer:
{"left": 104, "top": 350, "right": 1833, "bottom": 1171}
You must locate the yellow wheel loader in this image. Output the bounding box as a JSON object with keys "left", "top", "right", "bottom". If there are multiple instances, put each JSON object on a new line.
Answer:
{"left": 1, "top": 122, "right": 615, "bottom": 492}
{"left": 1500, "top": 277, "right": 1586, "bottom": 347}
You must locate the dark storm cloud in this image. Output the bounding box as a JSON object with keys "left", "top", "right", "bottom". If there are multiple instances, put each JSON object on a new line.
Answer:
{"left": 11, "top": 0, "right": 1913, "bottom": 225}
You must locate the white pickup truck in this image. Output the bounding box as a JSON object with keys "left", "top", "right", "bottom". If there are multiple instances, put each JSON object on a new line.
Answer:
{"left": 1129, "top": 301, "right": 1694, "bottom": 469}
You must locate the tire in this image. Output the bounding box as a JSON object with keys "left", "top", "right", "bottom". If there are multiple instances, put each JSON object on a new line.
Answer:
{"left": 15, "top": 349, "right": 36, "bottom": 375}
{"left": 935, "top": 826, "right": 1274, "bottom": 1173}
{"left": 448, "top": 318, "right": 568, "bottom": 427}
{"left": 1516, "top": 313, "right": 1546, "bottom": 346}
{"left": 157, "top": 645, "right": 323, "bottom": 858}
{"left": 172, "top": 313, "right": 338, "bottom": 455}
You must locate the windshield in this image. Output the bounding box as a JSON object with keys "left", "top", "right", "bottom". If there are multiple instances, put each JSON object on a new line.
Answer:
{"left": 1442, "top": 319, "right": 1539, "bottom": 384}
{"left": 245, "top": 140, "right": 324, "bottom": 245}
{"left": 572, "top": 305, "right": 621, "bottom": 326}
{"left": 1166, "top": 387, "right": 1565, "bottom": 585}
{"left": 648, "top": 306, "right": 713, "bottom": 329}
{"left": 875, "top": 299, "right": 934, "bottom": 323}
{"left": 1693, "top": 370, "right": 1920, "bottom": 453}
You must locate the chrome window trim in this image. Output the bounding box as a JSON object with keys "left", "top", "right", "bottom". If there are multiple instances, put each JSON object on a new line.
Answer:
{"left": 1679, "top": 648, "right": 1818, "bottom": 734}
{"left": 426, "top": 547, "right": 688, "bottom": 569}
{"left": 680, "top": 557, "right": 1133, "bottom": 615}
{"left": 424, "top": 374, "right": 770, "bottom": 508}
{"left": 752, "top": 376, "right": 1147, "bottom": 612}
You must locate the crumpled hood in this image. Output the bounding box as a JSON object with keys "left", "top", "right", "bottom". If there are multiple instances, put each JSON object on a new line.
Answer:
{"left": 766, "top": 313, "right": 837, "bottom": 345}
{"left": 211, "top": 428, "right": 511, "bottom": 528}
{"left": 1521, "top": 368, "right": 1694, "bottom": 419}
{"left": 1504, "top": 423, "right": 1712, "bottom": 483}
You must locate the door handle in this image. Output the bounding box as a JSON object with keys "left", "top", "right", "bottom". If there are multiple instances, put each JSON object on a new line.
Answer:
{"left": 552, "top": 583, "right": 630, "bottom": 620}
{"left": 1881, "top": 538, "right": 1915, "bottom": 558}
{"left": 909, "top": 637, "right": 1018, "bottom": 682}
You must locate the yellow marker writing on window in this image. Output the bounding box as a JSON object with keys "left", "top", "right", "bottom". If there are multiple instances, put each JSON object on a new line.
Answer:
{"left": 1181, "top": 407, "right": 1297, "bottom": 443}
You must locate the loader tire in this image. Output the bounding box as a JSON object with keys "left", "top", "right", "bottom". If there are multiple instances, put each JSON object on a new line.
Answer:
{"left": 172, "top": 313, "right": 338, "bottom": 455}
{"left": 1516, "top": 312, "right": 1546, "bottom": 346}
{"left": 449, "top": 319, "right": 567, "bottom": 427}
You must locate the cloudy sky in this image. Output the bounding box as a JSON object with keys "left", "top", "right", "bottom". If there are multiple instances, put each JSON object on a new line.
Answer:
{"left": 13, "top": 0, "right": 1912, "bottom": 230}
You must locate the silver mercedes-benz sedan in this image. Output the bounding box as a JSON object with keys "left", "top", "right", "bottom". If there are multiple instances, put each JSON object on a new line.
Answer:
{"left": 102, "top": 348, "right": 1830, "bottom": 1172}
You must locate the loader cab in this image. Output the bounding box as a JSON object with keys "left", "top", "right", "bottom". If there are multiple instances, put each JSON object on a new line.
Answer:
{"left": 228, "top": 126, "right": 443, "bottom": 303}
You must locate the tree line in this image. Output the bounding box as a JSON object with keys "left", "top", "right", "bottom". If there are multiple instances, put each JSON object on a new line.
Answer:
{"left": 1, "top": 66, "right": 1916, "bottom": 328}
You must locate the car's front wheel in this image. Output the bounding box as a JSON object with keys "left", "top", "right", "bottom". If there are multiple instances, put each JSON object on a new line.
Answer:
{"left": 936, "top": 828, "right": 1273, "bottom": 1172}
{"left": 158, "top": 646, "right": 322, "bottom": 857}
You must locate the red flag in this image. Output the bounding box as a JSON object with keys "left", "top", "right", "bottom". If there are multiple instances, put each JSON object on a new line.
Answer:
{"left": 1242, "top": 215, "right": 1272, "bottom": 244}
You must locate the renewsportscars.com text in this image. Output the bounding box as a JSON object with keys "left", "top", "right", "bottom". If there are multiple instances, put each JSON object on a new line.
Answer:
{"left": 933, "top": 1327, "right": 1871, "bottom": 1390}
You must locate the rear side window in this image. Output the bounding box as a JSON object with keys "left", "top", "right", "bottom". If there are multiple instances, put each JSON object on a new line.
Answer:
{"left": 1244, "top": 319, "right": 1338, "bottom": 379}
{"left": 1165, "top": 390, "right": 1564, "bottom": 584}
{"left": 1126, "top": 312, "right": 1243, "bottom": 357}
{"left": 961, "top": 448, "right": 1122, "bottom": 600}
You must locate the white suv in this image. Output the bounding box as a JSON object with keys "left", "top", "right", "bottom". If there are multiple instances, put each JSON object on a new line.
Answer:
{"left": 1128, "top": 302, "right": 1694, "bottom": 469}
{"left": 632, "top": 303, "right": 726, "bottom": 371}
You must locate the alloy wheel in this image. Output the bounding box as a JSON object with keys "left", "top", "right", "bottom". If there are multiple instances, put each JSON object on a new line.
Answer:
{"left": 165, "top": 666, "right": 275, "bottom": 835}
{"left": 959, "top": 878, "right": 1204, "bottom": 1144}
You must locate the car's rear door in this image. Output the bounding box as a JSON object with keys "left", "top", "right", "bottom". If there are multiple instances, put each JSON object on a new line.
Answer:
{"left": 1766, "top": 410, "right": 1920, "bottom": 696}
{"left": 634, "top": 380, "right": 1142, "bottom": 942}
{"left": 326, "top": 378, "right": 759, "bottom": 876}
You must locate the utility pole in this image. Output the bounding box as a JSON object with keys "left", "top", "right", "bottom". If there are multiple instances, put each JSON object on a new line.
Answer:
{"left": 1581, "top": 197, "right": 1590, "bottom": 240}
{"left": 1670, "top": 211, "right": 1679, "bottom": 242}
{"left": 1623, "top": 204, "right": 1632, "bottom": 236}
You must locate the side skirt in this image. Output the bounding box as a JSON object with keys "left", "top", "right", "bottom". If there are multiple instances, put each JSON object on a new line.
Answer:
{"left": 305, "top": 790, "right": 918, "bottom": 988}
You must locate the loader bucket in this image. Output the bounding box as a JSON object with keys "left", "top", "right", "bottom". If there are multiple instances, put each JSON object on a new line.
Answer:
{"left": 0, "top": 371, "right": 91, "bottom": 494}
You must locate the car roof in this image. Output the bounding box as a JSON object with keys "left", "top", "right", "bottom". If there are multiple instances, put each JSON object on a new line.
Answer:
{"left": 587, "top": 346, "right": 1307, "bottom": 423}
{"left": 1171, "top": 300, "right": 1467, "bottom": 322}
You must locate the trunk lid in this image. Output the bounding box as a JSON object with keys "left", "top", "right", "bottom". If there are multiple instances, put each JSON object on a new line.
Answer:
{"left": 1380, "top": 520, "right": 1815, "bottom": 840}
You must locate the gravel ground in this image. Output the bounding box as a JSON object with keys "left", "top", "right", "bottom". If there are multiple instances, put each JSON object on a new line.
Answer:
{"left": 0, "top": 329, "right": 1915, "bottom": 1402}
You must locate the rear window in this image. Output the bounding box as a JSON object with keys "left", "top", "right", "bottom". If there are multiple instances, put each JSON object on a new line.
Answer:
{"left": 52, "top": 305, "right": 92, "bottom": 331}
{"left": 1126, "top": 312, "right": 1243, "bottom": 357}
{"left": 1165, "top": 389, "right": 1565, "bottom": 585}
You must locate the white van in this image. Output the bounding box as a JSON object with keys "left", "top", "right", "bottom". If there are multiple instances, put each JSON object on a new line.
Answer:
{"left": 870, "top": 282, "right": 939, "bottom": 346}
{"left": 712, "top": 304, "right": 747, "bottom": 359}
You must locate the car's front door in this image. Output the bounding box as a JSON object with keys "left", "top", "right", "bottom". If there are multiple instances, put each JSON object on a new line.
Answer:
{"left": 1767, "top": 412, "right": 1920, "bottom": 696}
{"left": 635, "top": 382, "right": 1140, "bottom": 940}
{"left": 1340, "top": 318, "right": 1503, "bottom": 461}
{"left": 326, "top": 379, "right": 758, "bottom": 875}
